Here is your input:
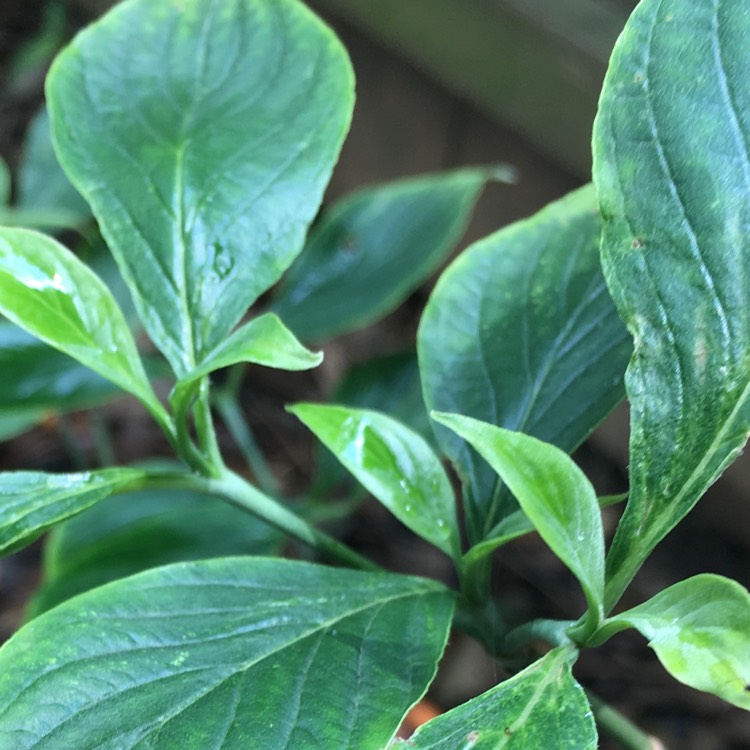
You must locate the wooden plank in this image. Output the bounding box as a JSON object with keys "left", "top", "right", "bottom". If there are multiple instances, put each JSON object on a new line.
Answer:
{"left": 309, "top": 0, "right": 631, "bottom": 178}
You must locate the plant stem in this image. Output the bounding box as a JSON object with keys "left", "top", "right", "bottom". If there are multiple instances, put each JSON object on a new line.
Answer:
{"left": 90, "top": 409, "right": 115, "bottom": 467}
{"left": 213, "top": 388, "right": 280, "bottom": 496}
{"left": 194, "top": 379, "right": 223, "bottom": 471}
{"left": 207, "top": 468, "right": 379, "bottom": 572}
{"left": 587, "top": 692, "right": 665, "bottom": 750}
{"left": 502, "top": 618, "right": 575, "bottom": 655}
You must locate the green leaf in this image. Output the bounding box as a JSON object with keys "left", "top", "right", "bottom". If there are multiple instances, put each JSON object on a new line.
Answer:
{"left": 0, "top": 228, "right": 165, "bottom": 420}
{"left": 433, "top": 413, "right": 605, "bottom": 621}
{"left": 0, "top": 558, "right": 454, "bottom": 749}
{"left": 291, "top": 403, "right": 461, "bottom": 560}
{"left": 27, "top": 488, "right": 282, "bottom": 617}
{"left": 593, "top": 0, "right": 750, "bottom": 609}
{"left": 418, "top": 186, "right": 630, "bottom": 543}
{"left": 465, "top": 493, "right": 627, "bottom": 567}
{"left": 596, "top": 575, "right": 750, "bottom": 710}
{"left": 0, "top": 411, "right": 42, "bottom": 442}
{"left": 176, "top": 313, "right": 321, "bottom": 394}
{"left": 0, "top": 322, "right": 118, "bottom": 413}
{"left": 16, "top": 106, "right": 90, "bottom": 228}
{"left": 0, "top": 468, "right": 146, "bottom": 556}
{"left": 395, "top": 648, "right": 596, "bottom": 749}
{"left": 273, "top": 167, "right": 500, "bottom": 342}
{"left": 310, "top": 351, "right": 434, "bottom": 498}
{"left": 47, "top": 0, "right": 354, "bottom": 376}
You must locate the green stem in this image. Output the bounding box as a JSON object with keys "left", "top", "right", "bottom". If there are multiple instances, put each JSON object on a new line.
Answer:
{"left": 206, "top": 469, "right": 379, "bottom": 571}
{"left": 587, "top": 692, "right": 664, "bottom": 750}
{"left": 90, "top": 409, "right": 115, "bottom": 467}
{"left": 213, "top": 388, "right": 280, "bottom": 496}
{"left": 194, "top": 379, "right": 222, "bottom": 472}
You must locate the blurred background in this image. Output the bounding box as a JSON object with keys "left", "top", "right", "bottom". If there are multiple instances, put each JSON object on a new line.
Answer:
{"left": 0, "top": 1, "right": 748, "bottom": 747}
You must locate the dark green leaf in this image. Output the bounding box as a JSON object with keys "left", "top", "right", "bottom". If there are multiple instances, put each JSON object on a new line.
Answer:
{"left": 418, "top": 186, "right": 630, "bottom": 543}
{"left": 27, "top": 488, "right": 282, "bottom": 617}
{"left": 593, "top": 0, "right": 750, "bottom": 608}
{"left": 273, "top": 167, "right": 500, "bottom": 341}
{"left": 433, "top": 413, "right": 605, "bottom": 620}
{"left": 17, "top": 106, "right": 90, "bottom": 228}
{"left": 0, "top": 468, "right": 146, "bottom": 556}
{"left": 395, "top": 648, "right": 596, "bottom": 749}
{"left": 47, "top": 0, "right": 354, "bottom": 375}
{"left": 0, "top": 228, "right": 165, "bottom": 421}
{"left": 0, "top": 322, "right": 117, "bottom": 412}
{"left": 0, "top": 558, "right": 454, "bottom": 749}
{"left": 595, "top": 575, "right": 750, "bottom": 710}
{"left": 291, "top": 403, "right": 461, "bottom": 559}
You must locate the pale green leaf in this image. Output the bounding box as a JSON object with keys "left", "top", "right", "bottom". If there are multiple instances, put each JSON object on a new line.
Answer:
{"left": 47, "top": 0, "right": 354, "bottom": 375}
{"left": 597, "top": 575, "right": 750, "bottom": 710}
{"left": 433, "top": 412, "right": 605, "bottom": 619}
{"left": 273, "top": 167, "right": 502, "bottom": 342}
{"left": 593, "top": 0, "right": 750, "bottom": 609}
{"left": 419, "top": 186, "right": 630, "bottom": 543}
{"left": 0, "top": 558, "right": 454, "bottom": 749}
{"left": 394, "top": 648, "right": 596, "bottom": 749}
{"left": 0, "top": 468, "right": 147, "bottom": 556}
{"left": 291, "top": 403, "right": 461, "bottom": 560}
{"left": 0, "top": 228, "right": 164, "bottom": 419}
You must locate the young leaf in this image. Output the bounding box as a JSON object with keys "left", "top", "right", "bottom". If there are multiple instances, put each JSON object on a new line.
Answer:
{"left": 433, "top": 413, "right": 605, "bottom": 620}
{"left": 0, "top": 558, "right": 454, "bottom": 749}
{"left": 0, "top": 468, "right": 147, "bottom": 556}
{"left": 290, "top": 403, "right": 461, "bottom": 560}
{"left": 273, "top": 167, "right": 503, "bottom": 342}
{"left": 593, "top": 0, "right": 750, "bottom": 609}
{"left": 0, "top": 228, "right": 164, "bottom": 420}
{"left": 0, "top": 322, "right": 118, "bottom": 413}
{"left": 394, "top": 648, "right": 596, "bottom": 749}
{"left": 175, "top": 313, "right": 321, "bottom": 397}
{"left": 596, "top": 575, "right": 750, "bottom": 711}
{"left": 419, "top": 186, "right": 630, "bottom": 544}
{"left": 47, "top": 0, "right": 354, "bottom": 376}
{"left": 27, "top": 488, "right": 282, "bottom": 617}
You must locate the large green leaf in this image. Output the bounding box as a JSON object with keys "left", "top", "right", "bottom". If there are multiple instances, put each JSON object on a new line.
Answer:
{"left": 0, "top": 558, "right": 454, "bottom": 749}
{"left": 27, "top": 488, "right": 282, "bottom": 617}
{"left": 0, "top": 229, "right": 166, "bottom": 425}
{"left": 393, "top": 648, "right": 596, "bottom": 749}
{"left": 0, "top": 468, "right": 147, "bottom": 556}
{"left": 433, "top": 413, "right": 605, "bottom": 624}
{"left": 0, "top": 322, "right": 117, "bottom": 413}
{"left": 593, "top": 0, "right": 750, "bottom": 609}
{"left": 592, "top": 575, "right": 750, "bottom": 711}
{"left": 273, "top": 168, "right": 499, "bottom": 342}
{"left": 418, "top": 186, "right": 630, "bottom": 543}
{"left": 291, "top": 404, "right": 461, "bottom": 560}
{"left": 47, "top": 0, "right": 354, "bottom": 376}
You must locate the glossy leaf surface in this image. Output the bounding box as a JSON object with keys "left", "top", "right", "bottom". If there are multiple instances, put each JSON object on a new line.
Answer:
{"left": 28, "top": 488, "right": 281, "bottom": 617}
{"left": 291, "top": 403, "right": 461, "bottom": 559}
{"left": 180, "top": 314, "right": 321, "bottom": 388}
{"left": 310, "top": 352, "right": 434, "bottom": 497}
{"left": 434, "top": 413, "right": 605, "bottom": 618}
{"left": 273, "top": 168, "right": 497, "bottom": 342}
{"left": 395, "top": 648, "right": 596, "bottom": 749}
{"left": 419, "top": 186, "right": 630, "bottom": 543}
{"left": 0, "top": 468, "right": 146, "bottom": 556}
{"left": 598, "top": 575, "right": 750, "bottom": 710}
{"left": 594, "top": 0, "right": 750, "bottom": 608}
{"left": 0, "top": 228, "right": 162, "bottom": 416}
{"left": 0, "top": 558, "right": 454, "bottom": 749}
{"left": 47, "top": 0, "right": 354, "bottom": 376}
